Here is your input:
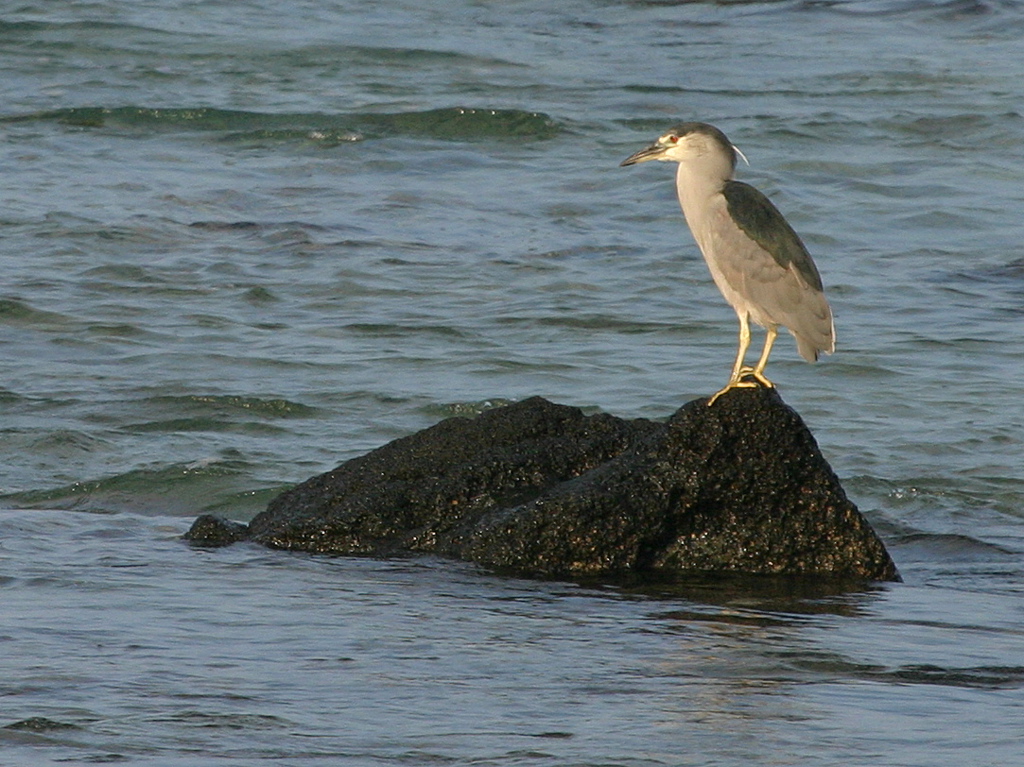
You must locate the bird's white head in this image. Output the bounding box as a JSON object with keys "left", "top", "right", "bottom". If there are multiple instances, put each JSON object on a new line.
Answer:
{"left": 620, "top": 122, "right": 745, "bottom": 181}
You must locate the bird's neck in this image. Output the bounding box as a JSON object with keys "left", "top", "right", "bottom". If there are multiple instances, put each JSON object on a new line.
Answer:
{"left": 674, "top": 162, "right": 732, "bottom": 252}
{"left": 673, "top": 162, "right": 731, "bottom": 214}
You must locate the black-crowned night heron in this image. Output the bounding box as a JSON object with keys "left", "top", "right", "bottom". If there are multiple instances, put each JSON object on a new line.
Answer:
{"left": 620, "top": 122, "right": 834, "bottom": 404}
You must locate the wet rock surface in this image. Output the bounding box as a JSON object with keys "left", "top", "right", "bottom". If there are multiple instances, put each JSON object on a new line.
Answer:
{"left": 186, "top": 387, "right": 900, "bottom": 582}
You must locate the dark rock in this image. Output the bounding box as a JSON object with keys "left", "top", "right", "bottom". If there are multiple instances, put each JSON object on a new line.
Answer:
{"left": 185, "top": 514, "right": 249, "bottom": 547}
{"left": 185, "top": 388, "right": 899, "bottom": 582}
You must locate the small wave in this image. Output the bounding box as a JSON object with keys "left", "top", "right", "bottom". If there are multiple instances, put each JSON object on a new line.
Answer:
{"left": 420, "top": 399, "right": 517, "bottom": 418}
{"left": 341, "top": 322, "right": 470, "bottom": 340}
{"left": 3, "top": 716, "right": 81, "bottom": 732}
{"left": 1, "top": 459, "right": 264, "bottom": 517}
{"left": 785, "top": 650, "right": 1024, "bottom": 689}
{"left": 147, "top": 394, "right": 320, "bottom": 418}
{"left": 156, "top": 710, "right": 291, "bottom": 731}
{"left": 121, "top": 418, "right": 289, "bottom": 436}
{"left": 953, "top": 255, "right": 1024, "bottom": 285}
{"left": 0, "top": 297, "right": 73, "bottom": 330}
{"left": 27, "top": 429, "right": 110, "bottom": 455}
{"left": 891, "top": 532, "right": 1016, "bottom": 562}
{"left": 2, "top": 105, "right": 562, "bottom": 143}
{"left": 0, "top": 18, "right": 172, "bottom": 36}
{"left": 794, "top": 0, "right": 1003, "bottom": 18}
{"left": 117, "top": 394, "right": 320, "bottom": 435}
{"left": 878, "top": 663, "right": 1024, "bottom": 690}
{"left": 0, "top": 388, "right": 26, "bottom": 404}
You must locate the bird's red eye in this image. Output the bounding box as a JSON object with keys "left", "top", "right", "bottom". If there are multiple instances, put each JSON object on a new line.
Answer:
{"left": 667, "top": 135, "right": 679, "bottom": 143}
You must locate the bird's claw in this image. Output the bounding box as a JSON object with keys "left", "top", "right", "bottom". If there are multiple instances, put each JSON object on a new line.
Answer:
{"left": 736, "top": 367, "right": 774, "bottom": 389}
{"left": 707, "top": 368, "right": 775, "bottom": 406}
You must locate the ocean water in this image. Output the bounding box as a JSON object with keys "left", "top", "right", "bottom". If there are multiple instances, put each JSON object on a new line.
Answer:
{"left": 1, "top": 0, "right": 1023, "bottom": 764}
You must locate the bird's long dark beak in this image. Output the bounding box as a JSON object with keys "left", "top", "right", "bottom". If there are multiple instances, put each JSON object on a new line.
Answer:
{"left": 620, "top": 142, "right": 666, "bottom": 167}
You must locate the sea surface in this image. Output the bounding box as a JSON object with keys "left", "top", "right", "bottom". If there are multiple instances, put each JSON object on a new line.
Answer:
{"left": 1, "top": 0, "right": 1023, "bottom": 764}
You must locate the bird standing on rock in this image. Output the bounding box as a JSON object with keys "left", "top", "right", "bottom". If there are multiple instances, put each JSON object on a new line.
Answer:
{"left": 620, "top": 122, "right": 834, "bottom": 405}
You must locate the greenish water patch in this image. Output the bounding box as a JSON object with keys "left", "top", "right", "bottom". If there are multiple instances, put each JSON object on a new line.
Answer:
{"left": 198, "top": 485, "right": 289, "bottom": 521}
{"left": 0, "top": 297, "right": 73, "bottom": 329}
{"left": 121, "top": 418, "right": 290, "bottom": 435}
{"left": 116, "top": 394, "right": 322, "bottom": 434}
{"left": 3, "top": 106, "right": 562, "bottom": 143}
{"left": 154, "top": 394, "right": 320, "bottom": 418}
{"left": 4, "top": 717, "right": 81, "bottom": 733}
{"left": 1, "top": 459, "right": 260, "bottom": 516}
{"left": 419, "top": 398, "right": 517, "bottom": 418}
{"left": 0, "top": 389, "right": 27, "bottom": 404}
{"left": 242, "top": 286, "right": 279, "bottom": 304}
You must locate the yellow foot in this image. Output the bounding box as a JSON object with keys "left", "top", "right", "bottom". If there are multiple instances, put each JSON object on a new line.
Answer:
{"left": 707, "top": 369, "right": 775, "bottom": 407}
{"left": 737, "top": 367, "right": 774, "bottom": 390}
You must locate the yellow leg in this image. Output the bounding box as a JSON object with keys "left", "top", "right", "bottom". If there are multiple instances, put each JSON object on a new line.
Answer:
{"left": 749, "top": 325, "right": 777, "bottom": 388}
{"left": 727, "top": 312, "right": 752, "bottom": 385}
{"left": 708, "top": 317, "right": 775, "bottom": 406}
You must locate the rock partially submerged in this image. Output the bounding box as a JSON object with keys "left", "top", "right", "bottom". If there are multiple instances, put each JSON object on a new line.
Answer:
{"left": 186, "top": 387, "right": 899, "bottom": 582}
